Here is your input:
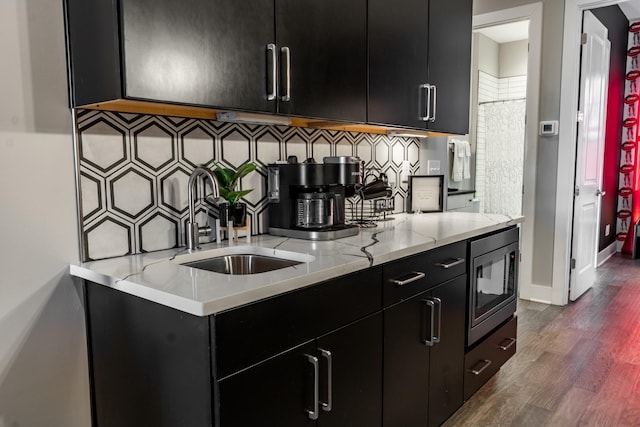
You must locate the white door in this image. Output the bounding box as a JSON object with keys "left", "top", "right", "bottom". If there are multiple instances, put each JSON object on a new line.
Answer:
{"left": 570, "top": 11, "right": 610, "bottom": 301}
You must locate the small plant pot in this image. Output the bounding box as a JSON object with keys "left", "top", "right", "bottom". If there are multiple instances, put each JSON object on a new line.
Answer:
{"left": 220, "top": 202, "right": 247, "bottom": 227}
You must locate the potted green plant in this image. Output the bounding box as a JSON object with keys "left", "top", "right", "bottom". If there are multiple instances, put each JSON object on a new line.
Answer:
{"left": 211, "top": 161, "right": 256, "bottom": 227}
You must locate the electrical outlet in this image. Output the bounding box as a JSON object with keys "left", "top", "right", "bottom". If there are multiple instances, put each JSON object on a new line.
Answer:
{"left": 605, "top": 224, "right": 610, "bottom": 236}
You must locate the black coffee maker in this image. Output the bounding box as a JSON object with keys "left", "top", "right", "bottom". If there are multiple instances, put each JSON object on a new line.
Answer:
{"left": 267, "top": 156, "right": 362, "bottom": 240}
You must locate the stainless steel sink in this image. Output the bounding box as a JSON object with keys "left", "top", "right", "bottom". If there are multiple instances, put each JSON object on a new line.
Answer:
{"left": 181, "top": 254, "right": 303, "bottom": 275}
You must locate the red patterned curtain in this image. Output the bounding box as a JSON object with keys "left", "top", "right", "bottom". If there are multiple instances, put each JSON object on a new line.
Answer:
{"left": 618, "top": 21, "right": 640, "bottom": 253}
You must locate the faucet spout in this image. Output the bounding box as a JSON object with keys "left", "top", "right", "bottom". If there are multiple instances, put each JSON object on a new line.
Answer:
{"left": 186, "top": 166, "right": 219, "bottom": 250}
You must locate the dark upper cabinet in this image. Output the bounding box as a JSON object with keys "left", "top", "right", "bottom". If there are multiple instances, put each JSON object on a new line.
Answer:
{"left": 426, "top": 0, "right": 473, "bottom": 135}
{"left": 65, "top": 0, "right": 366, "bottom": 121}
{"left": 276, "top": 0, "right": 367, "bottom": 122}
{"left": 368, "top": 0, "right": 429, "bottom": 129}
{"left": 65, "top": 0, "right": 276, "bottom": 112}
{"left": 368, "top": 0, "right": 472, "bottom": 134}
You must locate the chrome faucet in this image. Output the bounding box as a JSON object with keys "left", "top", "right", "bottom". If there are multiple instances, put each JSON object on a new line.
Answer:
{"left": 186, "top": 166, "right": 219, "bottom": 250}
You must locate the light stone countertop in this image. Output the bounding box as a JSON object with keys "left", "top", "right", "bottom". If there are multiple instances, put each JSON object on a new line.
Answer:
{"left": 70, "top": 212, "right": 523, "bottom": 316}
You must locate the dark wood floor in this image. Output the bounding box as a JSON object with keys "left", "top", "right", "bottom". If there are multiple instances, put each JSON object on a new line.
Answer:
{"left": 444, "top": 254, "right": 640, "bottom": 427}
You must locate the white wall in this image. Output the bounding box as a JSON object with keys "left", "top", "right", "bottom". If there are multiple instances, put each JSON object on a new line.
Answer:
{"left": 499, "top": 39, "right": 529, "bottom": 77}
{"left": 0, "top": 0, "right": 90, "bottom": 426}
{"left": 475, "top": 0, "right": 565, "bottom": 291}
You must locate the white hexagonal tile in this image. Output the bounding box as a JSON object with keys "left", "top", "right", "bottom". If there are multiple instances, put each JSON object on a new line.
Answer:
{"left": 335, "top": 136, "right": 354, "bottom": 157}
{"left": 375, "top": 140, "right": 390, "bottom": 168}
{"left": 392, "top": 142, "right": 405, "bottom": 167}
{"left": 80, "top": 120, "right": 127, "bottom": 172}
{"left": 256, "top": 129, "right": 281, "bottom": 166}
{"left": 160, "top": 167, "right": 191, "bottom": 213}
{"left": 80, "top": 172, "right": 103, "bottom": 219}
{"left": 240, "top": 170, "right": 265, "bottom": 207}
{"left": 312, "top": 135, "right": 331, "bottom": 161}
{"left": 86, "top": 218, "right": 131, "bottom": 259}
{"left": 284, "top": 132, "right": 308, "bottom": 162}
{"left": 134, "top": 123, "right": 176, "bottom": 171}
{"left": 221, "top": 129, "right": 251, "bottom": 168}
{"left": 111, "top": 169, "right": 154, "bottom": 219}
{"left": 140, "top": 214, "right": 177, "bottom": 252}
{"left": 355, "top": 140, "right": 373, "bottom": 167}
{"left": 408, "top": 141, "right": 420, "bottom": 166}
{"left": 181, "top": 125, "right": 215, "bottom": 167}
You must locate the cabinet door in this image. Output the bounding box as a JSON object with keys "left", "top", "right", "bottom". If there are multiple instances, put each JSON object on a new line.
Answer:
{"left": 276, "top": 0, "right": 367, "bottom": 122}
{"left": 218, "top": 341, "right": 317, "bottom": 427}
{"left": 317, "top": 313, "right": 382, "bottom": 427}
{"left": 426, "top": 275, "right": 466, "bottom": 426}
{"left": 426, "top": 0, "right": 472, "bottom": 134}
{"left": 121, "top": 0, "right": 276, "bottom": 112}
{"left": 383, "top": 291, "right": 431, "bottom": 426}
{"left": 368, "top": 0, "right": 429, "bottom": 128}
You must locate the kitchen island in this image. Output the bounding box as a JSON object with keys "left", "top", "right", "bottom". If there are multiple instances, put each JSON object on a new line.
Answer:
{"left": 71, "top": 212, "right": 522, "bottom": 427}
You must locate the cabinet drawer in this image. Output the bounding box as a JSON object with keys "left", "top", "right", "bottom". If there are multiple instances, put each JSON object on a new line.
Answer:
{"left": 383, "top": 241, "right": 466, "bottom": 306}
{"left": 464, "top": 315, "right": 517, "bottom": 400}
{"left": 214, "top": 266, "right": 382, "bottom": 379}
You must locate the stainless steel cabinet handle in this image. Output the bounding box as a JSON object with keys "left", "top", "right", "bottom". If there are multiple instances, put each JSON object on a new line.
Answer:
{"left": 498, "top": 338, "right": 516, "bottom": 351}
{"left": 389, "top": 271, "right": 425, "bottom": 286}
{"left": 319, "top": 349, "right": 333, "bottom": 412}
{"left": 306, "top": 354, "right": 319, "bottom": 420}
{"left": 419, "top": 83, "right": 431, "bottom": 121}
{"left": 281, "top": 47, "right": 291, "bottom": 102}
{"left": 469, "top": 359, "right": 492, "bottom": 376}
{"left": 435, "top": 258, "right": 465, "bottom": 269}
{"left": 266, "top": 44, "right": 277, "bottom": 101}
{"left": 430, "top": 85, "right": 437, "bottom": 122}
{"left": 431, "top": 297, "right": 442, "bottom": 344}
{"left": 422, "top": 299, "right": 436, "bottom": 347}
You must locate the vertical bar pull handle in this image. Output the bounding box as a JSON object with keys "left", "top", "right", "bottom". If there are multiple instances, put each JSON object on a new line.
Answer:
{"left": 319, "top": 349, "right": 333, "bottom": 412}
{"left": 422, "top": 299, "right": 436, "bottom": 346}
{"left": 306, "top": 354, "right": 319, "bottom": 420}
{"left": 419, "top": 84, "right": 431, "bottom": 121}
{"left": 266, "top": 44, "right": 277, "bottom": 101}
{"left": 281, "top": 47, "right": 291, "bottom": 102}
{"left": 431, "top": 297, "right": 442, "bottom": 344}
{"left": 430, "top": 84, "right": 437, "bottom": 122}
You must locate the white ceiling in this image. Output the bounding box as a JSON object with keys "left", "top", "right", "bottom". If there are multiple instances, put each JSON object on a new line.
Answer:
{"left": 474, "top": 20, "right": 530, "bottom": 44}
{"left": 620, "top": 0, "right": 640, "bottom": 19}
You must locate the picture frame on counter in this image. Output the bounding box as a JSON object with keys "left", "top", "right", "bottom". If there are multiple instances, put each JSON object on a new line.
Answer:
{"left": 408, "top": 175, "right": 444, "bottom": 213}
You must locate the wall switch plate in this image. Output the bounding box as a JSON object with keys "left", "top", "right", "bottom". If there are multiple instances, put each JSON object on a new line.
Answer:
{"left": 426, "top": 160, "right": 441, "bottom": 175}
{"left": 605, "top": 224, "right": 610, "bottom": 236}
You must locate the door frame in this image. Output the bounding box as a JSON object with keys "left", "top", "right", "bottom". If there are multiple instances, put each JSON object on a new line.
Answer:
{"left": 472, "top": 2, "right": 543, "bottom": 303}
{"left": 555, "top": 0, "right": 624, "bottom": 305}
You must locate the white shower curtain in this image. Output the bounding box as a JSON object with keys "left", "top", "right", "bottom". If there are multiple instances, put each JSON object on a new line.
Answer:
{"left": 478, "top": 100, "right": 526, "bottom": 216}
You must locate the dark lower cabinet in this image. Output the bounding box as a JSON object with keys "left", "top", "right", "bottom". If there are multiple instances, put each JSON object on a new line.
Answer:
{"left": 218, "top": 313, "right": 382, "bottom": 426}
{"left": 383, "top": 275, "right": 466, "bottom": 427}
{"left": 86, "top": 284, "right": 213, "bottom": 427}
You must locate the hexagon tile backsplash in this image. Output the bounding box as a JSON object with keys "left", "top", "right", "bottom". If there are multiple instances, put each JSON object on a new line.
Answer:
{"left": 76, "top": 109, "right": 420, "bottom": 260}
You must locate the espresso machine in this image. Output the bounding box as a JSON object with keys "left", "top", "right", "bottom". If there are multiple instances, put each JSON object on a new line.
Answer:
{"left": 267, "top": 156, "right": 362, "bottom": 240}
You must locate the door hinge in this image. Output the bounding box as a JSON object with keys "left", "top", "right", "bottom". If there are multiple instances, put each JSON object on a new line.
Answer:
{"left": 570, "top": 258, "right": 576, "bottom": 269}
{"left": 574, "top": 186, "right": 580, "bottom": 197}
{"left": 577, "top": 111, "right": 584, "bottom": 122}
{"left": 581, "top": 33, "right": 588, "bottom": 45}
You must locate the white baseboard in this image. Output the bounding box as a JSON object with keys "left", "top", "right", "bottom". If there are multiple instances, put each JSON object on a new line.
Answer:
{"left": 519, "top": 283, "right": 553, "bottom": 305}
{"left": 597, "top": 242, "right": 617, "bottom": 267}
